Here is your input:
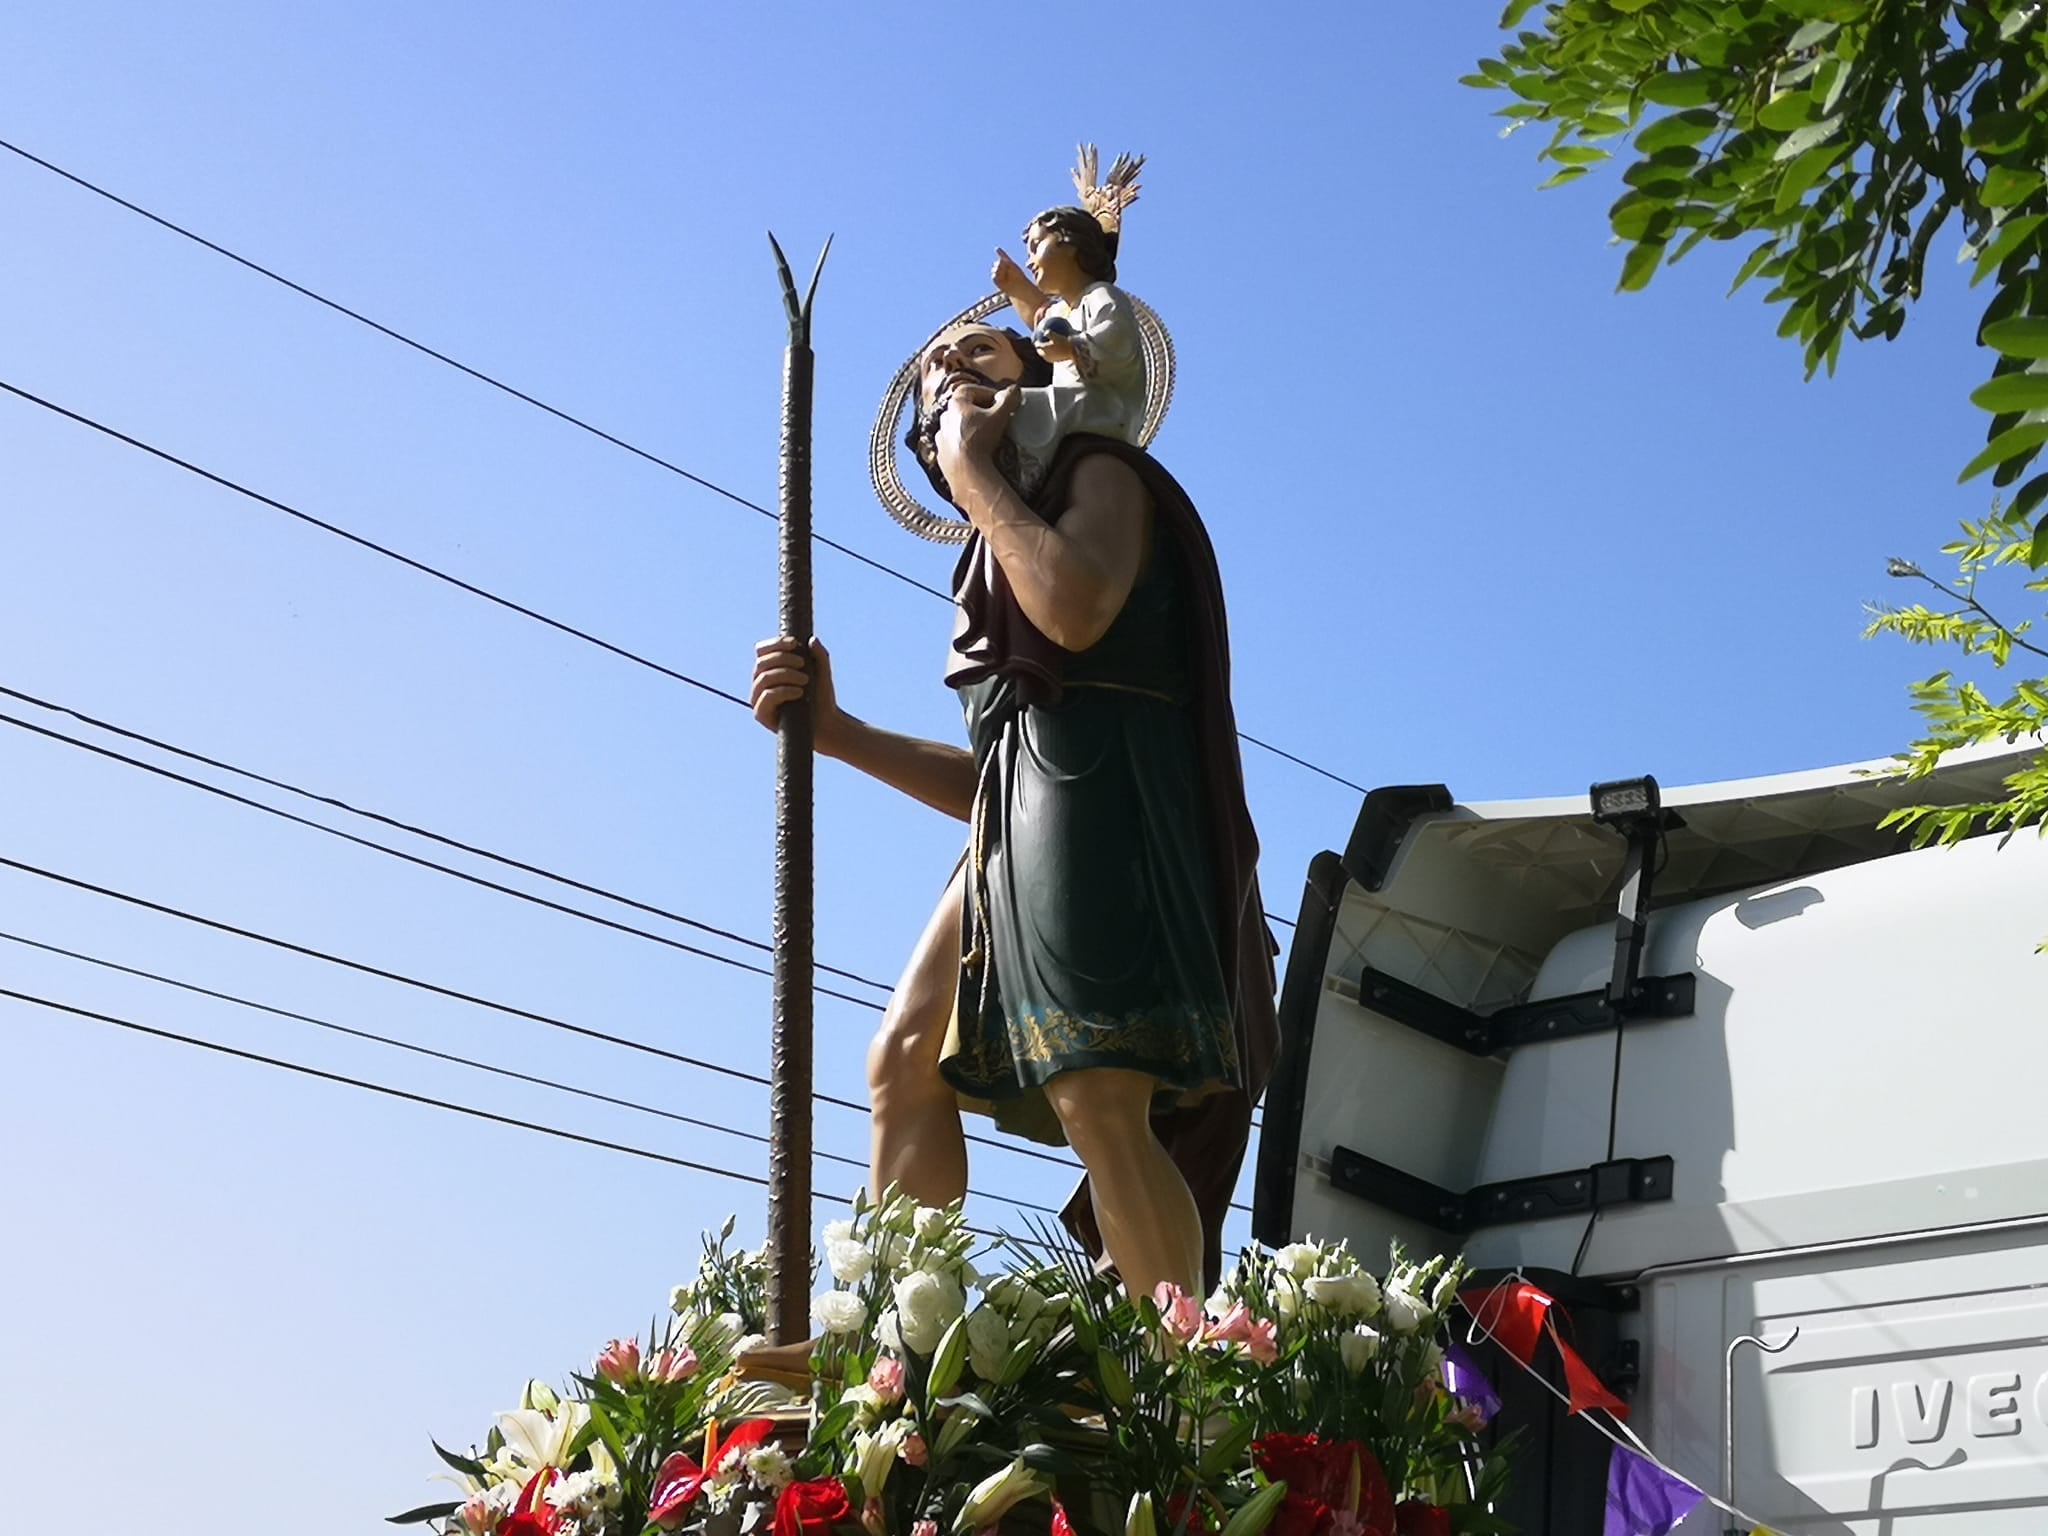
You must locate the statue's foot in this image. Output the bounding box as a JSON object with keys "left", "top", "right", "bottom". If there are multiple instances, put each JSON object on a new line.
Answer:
{"left": 735, "top": 1337, "right": 824, "bottom": 1390}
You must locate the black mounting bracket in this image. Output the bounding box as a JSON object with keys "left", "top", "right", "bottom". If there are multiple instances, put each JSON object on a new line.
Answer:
{"left": 1328, "top": 1144, "right": 1676, "bottom": 1236}
{"left": 1349, "top": 966, "right": 1696, "bottom": 1056}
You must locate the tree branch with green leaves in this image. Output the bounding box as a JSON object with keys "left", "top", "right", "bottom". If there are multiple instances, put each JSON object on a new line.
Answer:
{"left": 1471, "top": 0, "right": 2047, "bottom": 851}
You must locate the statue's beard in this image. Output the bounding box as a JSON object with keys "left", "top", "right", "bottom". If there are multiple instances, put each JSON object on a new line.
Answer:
{"left": 909, "top": 374, "right": 1025, "bottom": 510}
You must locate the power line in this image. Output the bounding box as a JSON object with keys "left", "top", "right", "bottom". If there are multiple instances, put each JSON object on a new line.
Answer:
{"left": 6, "top": 984, "right": 790, "bottom": 1190}
{"left": 0, "top": 701, "right": 895, "bottom": 1005}
{"left": 0, "top": 136, "right": 951, "bottom": 605}
{"left": 0, "top": 137, "right": 1367, "bottom": 795}
{"left": 0, "top": 682, "right": 897, "bottom": 991}
{"left": 0, "top": 851, "right": 1088, "bottom": 1174}
{"left": 0, "top": 928, "right": 1065, "bottom": 1218}
{"left": 0, "top": 379, "right": 751, "bottom": 711}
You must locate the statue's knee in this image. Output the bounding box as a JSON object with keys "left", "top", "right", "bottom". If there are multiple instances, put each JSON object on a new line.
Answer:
{"left": 867, "top": 1011, "right": 934, "bottom": 1102}
{"left": 1046, "top": 1070, "right": 1152, "bottom": 1162}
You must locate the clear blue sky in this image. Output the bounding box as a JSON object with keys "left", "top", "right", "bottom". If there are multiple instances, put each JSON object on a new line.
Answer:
{"left": 0, "top": 4, "right": 1992, "bottom": 1531}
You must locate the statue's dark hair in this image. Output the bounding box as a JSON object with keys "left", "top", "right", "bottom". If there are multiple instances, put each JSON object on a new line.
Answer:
{"left": 1027, "top": 205, "right": 1117, "bottom": 283}
{"left": 903, "top": 327, "right": 1051, "bottom": 501}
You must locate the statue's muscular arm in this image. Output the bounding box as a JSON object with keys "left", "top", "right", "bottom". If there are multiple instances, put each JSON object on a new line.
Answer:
{"left": 750, "top": 638, "right": 975, "bottom": 821}
{"left": 937, "top": 387, "right": 1151, "bottom": 652}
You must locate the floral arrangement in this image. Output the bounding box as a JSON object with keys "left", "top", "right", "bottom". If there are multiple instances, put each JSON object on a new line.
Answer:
{"left": 392, "top": 1199, "right": 1512, "bottom": 1536}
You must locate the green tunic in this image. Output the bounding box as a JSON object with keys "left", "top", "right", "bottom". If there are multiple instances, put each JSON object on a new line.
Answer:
{"left": 939, "top": 494, "right": 1243, "bottom": 1144}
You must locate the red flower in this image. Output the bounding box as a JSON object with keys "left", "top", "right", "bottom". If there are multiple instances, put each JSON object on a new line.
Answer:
{"left": 1393, "top": 1504, "right": 1450, "bottom": 1536}
{"left": 1252, "top": 1436, "right": 1348, "bottom": 1506}
{"left": 1267, "top": 1494, "right": 1331, "bottom": 1536}
{"left": 774, "top": 1478, "right": 853, "bottom": 1536}
{"left": 650, "top": 1419, "right": 779, "bottom": 1529}
{"left": 1164, "top": 1491, "right": 1215, "bottom": 1536}
{"left": 499, "top": 1470, "right": 564, "bottom": 1536}
{"left": 1053, "top": 1500, "right": 1076, "bottom": 1536}
{"left": 1250, "top": 1437, "right": 1393, "bottom": 1536}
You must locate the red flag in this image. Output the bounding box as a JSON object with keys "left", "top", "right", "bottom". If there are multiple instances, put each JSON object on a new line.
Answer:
{"left": 1553, "top": 1320, "right": 1629, "bottom": 1420}
{"left": 1459, "top": 1279, "right": 1553, "bottom": 1365}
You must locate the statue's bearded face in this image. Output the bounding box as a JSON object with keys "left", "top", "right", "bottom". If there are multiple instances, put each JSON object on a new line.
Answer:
{"left": 917, "top": 324, "right": 1029, "bottom": 418}
{"left": 906, "top": 325, "right": 1031, "bottom": 502}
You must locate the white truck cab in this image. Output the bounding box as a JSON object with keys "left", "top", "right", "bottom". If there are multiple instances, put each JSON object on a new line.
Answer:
{"left": 1251, "top": 743, "right": 2048, "bottom": 1533}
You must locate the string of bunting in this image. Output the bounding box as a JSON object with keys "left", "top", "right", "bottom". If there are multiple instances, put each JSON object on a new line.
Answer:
{"left": 1428, "top": 1274, "right": 1790, "bottom": 1536}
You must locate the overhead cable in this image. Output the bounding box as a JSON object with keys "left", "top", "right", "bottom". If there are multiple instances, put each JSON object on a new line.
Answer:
{"left": 0, "top": 852, "right": 1087, "bottom": 1173}
{"left": 0, "top": 702, "right": 892, "bottom": 1005}
{"left": 0, "top": 928, "right": 1064, "bottom": 1217}
{"left": 0, "top": 136, "right": 1368, "bottom": 793}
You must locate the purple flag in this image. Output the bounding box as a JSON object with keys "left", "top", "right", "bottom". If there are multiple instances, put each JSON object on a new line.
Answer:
{"left": 1442, "top": 1342, "right": 1502, "bottom": 1423}
{"left": 1603, "top": 1445, "right": 1701, "bottom": 1536}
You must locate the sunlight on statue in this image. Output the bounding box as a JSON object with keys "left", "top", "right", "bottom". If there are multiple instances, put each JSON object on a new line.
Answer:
{"left": 745, "top": 147, "right": 1275, "bottom": 1383}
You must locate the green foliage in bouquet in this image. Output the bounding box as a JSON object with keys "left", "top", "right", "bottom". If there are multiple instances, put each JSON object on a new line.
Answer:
{"left": 395, "top": 1200, "right": 1516, "bottom": 1536}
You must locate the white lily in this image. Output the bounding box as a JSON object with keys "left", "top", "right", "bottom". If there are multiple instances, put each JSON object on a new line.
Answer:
{"left": 954, "top": 1457, "right": 1051, "bottom": 1533}
{"left": 494, "top": 1399, "right": 591, "bottom": 1472}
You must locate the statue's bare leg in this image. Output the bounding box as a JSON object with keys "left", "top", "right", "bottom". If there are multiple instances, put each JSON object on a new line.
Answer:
{"left": 1043, "top": 1066, "right": 1203, "bottom": 1303}
{"left": 867, "top": 865, "right": 968, "bottom": 1206}
{"left": 739, "top": 870, "right": 966, "bottom": 1387}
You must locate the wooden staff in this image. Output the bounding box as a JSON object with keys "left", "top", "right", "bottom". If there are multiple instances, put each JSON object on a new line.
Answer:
{"left": 766, "top": 232, "right": 831, "bottom": 1348}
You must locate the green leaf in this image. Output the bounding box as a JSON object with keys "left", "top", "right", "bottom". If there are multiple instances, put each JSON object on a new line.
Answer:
{"left": 431, "top": 1440, "right": 487, "bottom": 1479}
{"left": 1729, "top": 239, "right": 1778, "bottom": 295}
{"left": 810, "top": 1399, "right": 861, "bottom": 1449}
{"left": 1983, "top": 317, "right": 2048, "bottom": 358}
{"left": 1642, "top": 70, "right": 1719, "bottom": 108}
{"left": 1789, "top": 19, "right": 1840, "bottom": 48}
{"left": 2002, "top": 5, "right": 2040, "bottom": 39}
{"left": 1973, "top": 214, "right": 2047, "bottom": 287}
{"left": 1971, "top": 374, "right": 2048, "bottom": 413}
{"left": 1538, "top": 165, "right": 1591, "bottom": 189}
{"left": 1775, "top": 142, "right": 1848, "bottom": 212}
{"left": 1619, "top": 237, "right": 1668, "bottom": 292}
{"left": 934, "top": 1391, "right": 995, "bottom": 1420}
{"left": 387, "top": 1505, "right": 462, "bottom": 1526}
{"left": 1609, "top": 190, "right": 1669, "bottom": 241}
{"left": 2013, "top": 471, "right": 2048, "bottom": 529}
{"left": 1959, "top": 422, "right": 2048, "bottom": 483}
{"left": 1200, "top": 1418, "right": 1257, "bottom": 1479}
{"left": 1220, "top": 1481, "right": 1291, "bottom": 1536}
{"left": 1499, "top": 0, "right": 1540, "bottom": 24}
{"left": 1982, "top": 166, "right": 2044, "bottom": 208}
{"left": 1019, "top": 1442, "right": 1085, "bottom": 1478}
{"left": 2030, "top": 515, "right": 2048, "bottom": 568}
{"left": 1758, "top": 92, "right": 1816, "bottom": 132}
{"left": 1546, "top": 144, "right": 1611, "bottom": 166}
{"left": 1774, "top": 116, "right": 1843, "bottom": 161}
{"left": 1636, "top": 109, "right": 1717, "bottom": 154}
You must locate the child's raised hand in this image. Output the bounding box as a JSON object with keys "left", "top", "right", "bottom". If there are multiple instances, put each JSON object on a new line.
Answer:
{"left": 992, "top": 247, "right": 1031, "bottom": 293}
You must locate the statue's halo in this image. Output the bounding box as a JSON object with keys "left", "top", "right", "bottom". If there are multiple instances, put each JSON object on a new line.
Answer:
{"left": 868, "top": 291, "right": 1177, "bottom": 545}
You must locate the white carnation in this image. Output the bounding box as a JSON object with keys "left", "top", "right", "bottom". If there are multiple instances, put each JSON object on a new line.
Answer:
{"left": 823, "top": 1218, "right": 856, "bottom": 1246}
{"left": 812, "top": 1289, "right": 868, "bottom": 1336}
{"left": 966, "top": 1306, "right": 1011, "bottom": 1381}
{"left": 914, "top": 1205, "right": 952, "bottom": 1240}
{"left": 1272, "top": 1276, "right": 1301, "bottom": 1321}
{"left": 894, "top": 1269, "right": 965, "bottom": 1354}
{"left": 876, "top": 1307, "right": 905, "bottom": 1353}
{"left": 1305, "top": 1272, "right": 1381, "bottom": 1318}
{"left": 745, "top": 1445, "right": 796, "bottom": 1492}
{"left": 827, "top": 1236, "right": 874, "bottom": 1283}
{"left": 1339, "top": 1326, "right": 1382, "bottom": 1375}
{"left": 1273, "top": 1243, "right": 1319, "bottom": 1279}
{"left": 1382, "top": 1284, "right": 1427, "bottom": 1334}
{"left": 545, "top": 1469, "right": 617, "bottom": 1514}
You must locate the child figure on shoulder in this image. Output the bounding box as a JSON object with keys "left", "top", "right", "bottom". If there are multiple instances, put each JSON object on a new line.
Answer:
{"left": 989, "top": 147, "right": 1148, "bottom": 492}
